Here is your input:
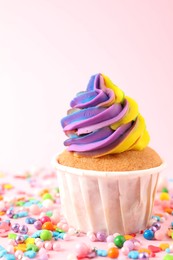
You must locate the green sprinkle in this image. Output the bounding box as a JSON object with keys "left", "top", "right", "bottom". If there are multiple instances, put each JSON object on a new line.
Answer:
{"left": 42, "top": 193, "right": 53, "bottom": 200}
{"left": 8, "top": 233, "right": 17, "bottom": 239}
{"left": 55, "top": 228, "right": 65, "bottom": 233}
{"left": 26, "top": 244, "right": 39, "bottom": 252}
{"left": 163, "top": 254, "right": 173, "bottom": 260}
{"left": 162, "top": 187, "right": 169, "bottom": 193}
{"left": 46, "top": 211, "right": 53, "bottom": 217}
{"left": 16, "top": 201, "right": 25, "bottom": 206}
{"left": 40, "top": 230, "right": 52, "bottom": 241}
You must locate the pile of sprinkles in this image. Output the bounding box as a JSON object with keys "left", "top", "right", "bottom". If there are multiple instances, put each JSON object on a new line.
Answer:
{"left": 0, "top": 169, "right": 173, "bottom": 260}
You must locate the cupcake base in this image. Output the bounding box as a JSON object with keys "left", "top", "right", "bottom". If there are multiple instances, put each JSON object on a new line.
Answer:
{"left": 55, "top": 160, "right": 165, "bottom": 235}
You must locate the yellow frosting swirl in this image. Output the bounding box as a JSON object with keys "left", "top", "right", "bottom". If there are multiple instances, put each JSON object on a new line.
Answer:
{"left": 61, "top": 73, "right": 150, "bottom": 157}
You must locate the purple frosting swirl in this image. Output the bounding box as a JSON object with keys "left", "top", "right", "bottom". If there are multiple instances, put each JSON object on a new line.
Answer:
{"left": 61, "top": 73, "right": 137, "bottom": 157}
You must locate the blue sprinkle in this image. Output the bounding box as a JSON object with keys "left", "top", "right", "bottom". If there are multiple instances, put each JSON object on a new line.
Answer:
{"left": 96, "top": 250, "right": 102, "bottom": 256}
{"left": 143, "top": 229, "right": 154, "bottom": 240}
{"left": 23, "top": 202, "right": 33, "bottom": 207}
{"left": 24, "top": 250, "right": 36, "bottom": 258}
{"left": 171, "top": 222, "right": 173, "bottom": 227}
{"left": 52, "top": 231, "right": 65, "bottom": 239}
{"left": 31, "top": 230, "right": 42, "bottom": 238}
{"left": 152, "top": 215, "right": 161, "bottom": 221}
{"left": 25, "top": 217, "right": 36, "bottom": 224}
{"left": 128, "top": 250, "right": 139, "bottom": 259}
{"left": 96, "top": 249, "right": 107, "bottom": 257}
{"left": 18, "top": 211, "right": 28, "bottom": 217}
{"left": 3, "top": 254, "right": 16, "bottom": 260}
{"left": 0, "top": 249, "right": 7, "bottom": 257}
{"left": 165, "top": 248, "right": 171, "bottom": 253}
{"left": 0, "top": 245, "right": 5, "bottom": 250}
{"left": 100, "top": 250, "right": 107, "bottom": 257}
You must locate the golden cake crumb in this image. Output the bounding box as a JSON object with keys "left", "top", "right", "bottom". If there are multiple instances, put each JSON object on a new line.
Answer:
{"left": 58, "top": 147, "right": 162, "bottom": 171}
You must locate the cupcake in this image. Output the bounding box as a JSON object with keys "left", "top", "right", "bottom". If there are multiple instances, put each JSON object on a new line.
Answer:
{"left": 55, "top": 73, "right": 164, "bottom": 235}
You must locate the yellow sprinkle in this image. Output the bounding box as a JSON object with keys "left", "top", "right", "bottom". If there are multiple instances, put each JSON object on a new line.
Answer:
{"left": 14, "top": 243, "right": 27, "bottom": 252}
{"left": 124, "top": 235, "right": 134, "bottom": 240}
{"left": 138, "top": 248, "right": 151, "bottom": 254}
{"left": 4, "top": 184, "right": 13, "bottom": 189}
{"left": 167, "top": 228, "right": 173, "bottom": 237}
{"left": 25, "top": 237, "right": 35, "bottom": 245}
{"left": 160, "top": 192, "right": 170, "bottom": 201}
{"left": 159, "top": 243, "right": 170, "bottom": 250}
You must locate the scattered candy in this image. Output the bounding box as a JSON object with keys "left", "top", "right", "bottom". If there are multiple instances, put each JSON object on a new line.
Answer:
{"left": 107, "top": 247, "right": 119, "bottom": 258}
{"left": 143, "top": 229, "right": 154, "bottom": 240}
{"left": 0, "top": 168, "right": 172, "bottom": 260}
{"left": 128, "top": 250, "right": 139, "bottom": 259}
{"left": 40, "top": 230, "right": 52, "bottom": 241}
{"left": 159, "top": 243, "right": 170, "bottom": 250}
{"left": 148, "top": 244, "right": 162, "bottom": 253}
{"left": 163, "top": 254, "right": 173, "bottom": 260}
{"left": 114, "top": 235, "right": 126, "bottom": 248}
{"left": 96, "top": 231, "right": 107, "bottom": 242}
{"left": 75, "top": 242, "right": 89, "bottom": 258}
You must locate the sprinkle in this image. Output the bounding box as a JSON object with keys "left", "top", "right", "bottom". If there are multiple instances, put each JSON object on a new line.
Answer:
{"left": 26, "top": 244, "right": 39, "bottom": 252}
{"left": 107, "top": 247, "right": 119, "bottom": 258}
{"left": 96, "top": 249, "right": 108, "bottom": 257}
{"left": 8, "top": 233, "right": 17, "bottom": 240}
{"left": 25, "top": 237, "right": 35, "bottom": 245}
{"left": 128, "top": 250, "right": 139, "bottom": 259}
{"left": 148, "top": 245, "right": 162, "bottom": 253}
{"left": 160, "top": 192, "right": 170, "bottom": 201}
{"left": 2, "top": 253, "right": 16, "bottom": 260}
{"left": 40, "top": 230, "right": 52, "bottom": 241}
{"left": 24, "top": 250, "right": 36, "bottom": 258}
{"left": 25, "top": 217, "right": 36, "bottom": 224}
{"left": 163, "top": 254, "right": 173, "bottom": 260}
{"left": 14, "top": 243, "right": 27, "bottom": 252}
{"left": 143, "top": 229, "right": 154, "bottom": 240}
{"left": 113, "top": 235, "right": 126, "bottom": 248}
{"left": 159, "top": 243, "right": 170, "bottom": 250}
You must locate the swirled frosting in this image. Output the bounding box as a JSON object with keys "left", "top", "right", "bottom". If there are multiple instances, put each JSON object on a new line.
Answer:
{"left": 61, "top": 73, "right": 150, "bottom": 157}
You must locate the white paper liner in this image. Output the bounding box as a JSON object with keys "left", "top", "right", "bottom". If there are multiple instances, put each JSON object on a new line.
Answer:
{"left": 54, "top": 159, "right": 165, "bottom": 235}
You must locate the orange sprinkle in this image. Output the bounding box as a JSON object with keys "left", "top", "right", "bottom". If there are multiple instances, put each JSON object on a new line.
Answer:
{"left": 164, "top": 208, "right": 173, "bottom": 214}
{"left": 138, "top": 248, "right": 151, "bottom": 254}
{"left": 124, "top": 235, "right": 134, "bottom": 240}
{"left": 153, "top": 213, "right": 163, "bottom": 217}
{"left": 167, "top": 228, "right": 173, "bottom": 237}
{"left": 39, "top": 189, "right": 49, "bottom": 196}
{"left": 42, "top": 221, "right": 55, "bottom": 231}
{"left": 0, "top": 212, "right": 5, "bottom": 216}
{"left": 107, "top": 247, "right": 119, "bottom": 258}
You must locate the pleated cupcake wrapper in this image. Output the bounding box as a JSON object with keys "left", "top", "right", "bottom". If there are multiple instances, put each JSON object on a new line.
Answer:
{"left": 55, "top": 162, "right": 165, "bottom": 235}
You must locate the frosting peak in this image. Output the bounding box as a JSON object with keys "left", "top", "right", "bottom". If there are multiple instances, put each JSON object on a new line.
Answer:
{"left": 61, "top": 73, "right": 150, "bottom": 157}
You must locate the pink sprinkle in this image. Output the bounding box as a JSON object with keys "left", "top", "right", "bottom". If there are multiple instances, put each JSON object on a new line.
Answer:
{"left": 29, "top": 204, "right": 40, "bottom": 215}
{"left": 53, "top": 242, "right": 61, "bottom": 251}
{"left": 154, "top": 230, "right": 165, "bottom": 240}
{"left": 89, "top": 233, "right": 96, "bottom": 242}
{"left": 75, "top": 242, "right": 90, "bottom": 258}
{"left": 106, "top": 235, "right": 114, "bottom": 243}
{"left": 44, "top": 241, "right": 52, "bottom": 250}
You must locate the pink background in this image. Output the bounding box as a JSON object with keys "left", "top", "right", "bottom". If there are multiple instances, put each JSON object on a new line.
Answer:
{"left": 0, "top": 0, "right": 172, "bottom": 177}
